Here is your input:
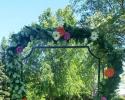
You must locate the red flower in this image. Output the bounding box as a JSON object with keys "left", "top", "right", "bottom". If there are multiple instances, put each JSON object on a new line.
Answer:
{"left": 56, "top": 27, "right": 65, "bottom": 36}
{"left": 64, "top": 32, "right": 70, "bottom": 40}
{"left": 104, "top": 68, "right": 115, "bottom": 78}
{"left": 22, "top": 96, "right": 27, "bottom": 100}
{"left": 16, "top": 46, "right": 23, "bottom": 54}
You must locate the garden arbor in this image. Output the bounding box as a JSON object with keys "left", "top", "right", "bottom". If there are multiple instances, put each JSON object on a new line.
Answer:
{"left": 4, "top": 24, "right": 102, "bottom": 99}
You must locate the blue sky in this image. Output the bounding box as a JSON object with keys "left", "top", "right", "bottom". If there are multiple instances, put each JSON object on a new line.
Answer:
{"left": 0, "top": 0, "right": 69, "bottom": 41}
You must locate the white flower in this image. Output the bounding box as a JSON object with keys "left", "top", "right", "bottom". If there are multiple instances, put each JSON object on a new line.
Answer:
{"left": 90, "top": 32, "right": 98, "bottom": 41}
{"left": 52, "top": 31, "right": 61, "bottom": 41}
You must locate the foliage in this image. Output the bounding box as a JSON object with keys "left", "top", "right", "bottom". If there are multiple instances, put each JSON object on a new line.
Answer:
{"left": 22, "top": 40, "right": 97, "bottom": 100}
{"left": 70, "top": 0, "right": 125, "bottom": 20}
{"left": 38, "top": 6, "right": 77, "bottom": 28}
{"left": 71, "top": 0, "right": 125, "bottom": 99}
{"left": 85, "top": 11, "right": 124, "bottom": 99}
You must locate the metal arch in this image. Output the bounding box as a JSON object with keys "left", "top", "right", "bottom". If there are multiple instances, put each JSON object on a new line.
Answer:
{"left": 22, "top": 45, "right": 101, "bottom": 97}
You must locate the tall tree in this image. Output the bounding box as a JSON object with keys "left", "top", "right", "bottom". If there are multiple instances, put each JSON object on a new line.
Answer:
{"left": 71, "top": 0, "right": 125, "bottom": 18}
{"left": 0, "top": 37, "right": 10, "bottom": 99}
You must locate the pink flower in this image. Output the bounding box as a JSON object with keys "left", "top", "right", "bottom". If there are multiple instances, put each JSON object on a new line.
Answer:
{"left": 101, "top": 96, "right": 107, "bottom": 100}
{"left": 16, "top": 46, "right": 23, "bottom": 53}
{"left": 64, "top": 32, "right": 70, "bottom": 40}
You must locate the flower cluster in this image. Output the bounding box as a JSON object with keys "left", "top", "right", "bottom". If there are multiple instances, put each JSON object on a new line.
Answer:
{"left": 52, "top": 22, "right": 70, "bottom": 41}
{"left": 104, "top": 68, "right": 115, "bottom": 78}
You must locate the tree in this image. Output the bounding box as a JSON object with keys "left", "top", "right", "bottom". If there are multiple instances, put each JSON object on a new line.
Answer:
{"left": 38, "top": 5, "right": 77, "bottom": 28}
{"left": 70, "top": 0, "right": 125, "bottom": 19}
{"left": 70, "top": 0, "right": 125, "bottom": 99}
{"left": 0, "top": 37, "right": 10, "bottom": 99}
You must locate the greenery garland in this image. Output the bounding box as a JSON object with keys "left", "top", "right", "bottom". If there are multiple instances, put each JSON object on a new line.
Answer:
{"left": 2, "top": 22, "right": 124, "bottom": 100}
{"left": 4, "top": 23, "right": 100, "bottom": 99}
{"left": 3, "top": 23, "right": 124, "bottom": 100}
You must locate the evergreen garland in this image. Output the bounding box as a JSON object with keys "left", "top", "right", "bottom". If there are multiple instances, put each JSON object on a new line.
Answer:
{"left": 2, "top": 23, "right": 123, "bottom": 99}
{"left": 5, "top": 24, "right": 95, "bottom": 99}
